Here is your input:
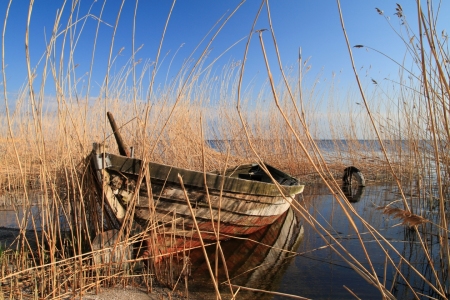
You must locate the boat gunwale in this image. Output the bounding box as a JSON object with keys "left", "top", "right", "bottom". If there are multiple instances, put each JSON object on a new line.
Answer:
{"left": 102, "top": 152, "right": 304, "bottom": 197}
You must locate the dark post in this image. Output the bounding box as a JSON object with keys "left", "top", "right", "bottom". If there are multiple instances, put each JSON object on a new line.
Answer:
{"left": 107, "top": 111, "right": 131, "bottom": 157}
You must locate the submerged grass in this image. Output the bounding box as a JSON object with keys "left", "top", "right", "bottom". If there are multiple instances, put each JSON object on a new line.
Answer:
{"left": 0, "top": 0, "right": 449, "bottom": 299}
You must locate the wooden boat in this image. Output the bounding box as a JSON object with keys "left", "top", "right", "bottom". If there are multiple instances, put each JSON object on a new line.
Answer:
{"left": 91, "top": 142, "right": 303, "bottom": 239}
{"left": 90, "top": 112, "right": 304, "bottom": 245}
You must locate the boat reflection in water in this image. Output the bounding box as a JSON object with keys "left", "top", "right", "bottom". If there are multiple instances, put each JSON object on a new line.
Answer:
{"left": 162, "top": 208, "right": 303, "bottom": 299}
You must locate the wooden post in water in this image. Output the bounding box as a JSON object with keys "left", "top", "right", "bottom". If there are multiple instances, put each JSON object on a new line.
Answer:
{"left": 107, "top": 111, "right": 131, "bottom": 157}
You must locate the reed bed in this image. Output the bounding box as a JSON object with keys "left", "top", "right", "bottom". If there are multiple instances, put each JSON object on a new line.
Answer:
{"left": 0, "top": 0, "right": 449, "bottom": 299}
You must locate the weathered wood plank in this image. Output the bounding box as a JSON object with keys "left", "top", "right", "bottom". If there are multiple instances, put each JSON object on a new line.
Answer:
{"left": 91, "top": 147, "right": 304, "bottom": 239}
{"left": 107, "top": 154, "right": 304, "bottom": 197}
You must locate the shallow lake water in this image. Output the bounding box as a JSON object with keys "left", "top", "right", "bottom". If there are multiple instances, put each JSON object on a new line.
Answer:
{"left": 277, "top": 184, "right": 391, "bottom": 299}
{"left": 184, "top": 183, "right": 445, "bottom": 299}
{"left": 0, "top": 192, "right": 70, "bottom": 248}
{"left": 0, "top": 184, "right": 445, "bottom": 299}
{"left": 0, "top": 192, "right": 56, "bottom": 230}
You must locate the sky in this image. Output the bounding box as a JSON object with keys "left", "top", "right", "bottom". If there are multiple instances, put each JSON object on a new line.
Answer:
{"left": 1, "top": 1, "right": 449, "bottom": 107}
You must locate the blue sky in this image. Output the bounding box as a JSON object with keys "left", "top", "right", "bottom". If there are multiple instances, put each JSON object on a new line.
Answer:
{"left": 1, "top": 1, "right": 449, "bottom": 103}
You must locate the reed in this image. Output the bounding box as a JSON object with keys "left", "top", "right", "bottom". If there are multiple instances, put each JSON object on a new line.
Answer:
{"left": 0, "top": 0, "right": 449, "bottom": 299}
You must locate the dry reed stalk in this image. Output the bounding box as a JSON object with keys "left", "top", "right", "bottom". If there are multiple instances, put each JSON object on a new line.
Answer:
{"left": 416, "top": 2, "right": 450, "bottom": 279}
{"left": 292, "top": 199, "right": 400, "bottom": 298}
{"left": 199, "top": 117, "right": 235, "bottom": 297}
{"left": 228, "top": 2, "right": 396, "bottom": 297}
{"left": 177, "top": 174, "right": 222, "bottom": 299}
{"left": 263, "top": 0, "right": 366, "bottom": 188}
{"left": 1, "top": 0, "right": 26, "bottom": 199}
{"left": 216, "top": 148, "right": 234, "bottom": 294}
{"left": 254, "top": 13, "right": 395, "bottom": 298}
{"left": 336, "top": 0, "right": 411, "bottom": 212}
{"left": 144, "top": 1, "right": 246, "bottom": 167}
{"left": 229, "top": 284, "right": 311, "bottom": 300}
{"left": 330, "top": 1, "right": 450, "bottom": 297}
{"left": 343, "top": 285, "right": 361, "bottom": 300}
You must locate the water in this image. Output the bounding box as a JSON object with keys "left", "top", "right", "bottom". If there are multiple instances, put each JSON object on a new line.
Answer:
{"left": 278, "top": 184, "right": 390, "bottom": 299}
{"left": 0, "top": 192, "right": 70, "bottom": 249}
{"left": 185, "top": 183, "right": 447, "bottom": 299}
{"left": 0, "top": 184, "right": 446, "bottom": 299}
{"left": 291, "top": 183, "right": 448, "bottom": 299}
{"left": 207, "top": 139, "right": 395, "bottom": 154}
{"left": 0, "top": 192, "right": 66, "bottom": 230}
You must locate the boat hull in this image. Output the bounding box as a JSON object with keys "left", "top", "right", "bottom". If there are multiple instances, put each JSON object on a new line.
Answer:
{"left": 91, "top": 145, "right": 304, "bottom": 241}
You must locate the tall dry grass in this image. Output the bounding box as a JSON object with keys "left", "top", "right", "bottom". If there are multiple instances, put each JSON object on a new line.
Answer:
{"left": 0, "top": 0, "right": 449, "bottom": 299}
